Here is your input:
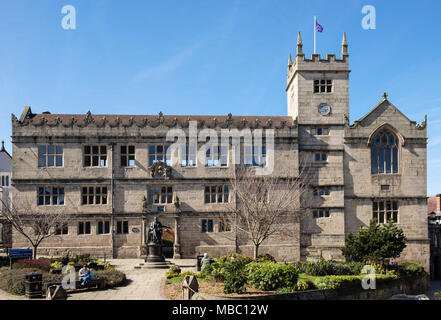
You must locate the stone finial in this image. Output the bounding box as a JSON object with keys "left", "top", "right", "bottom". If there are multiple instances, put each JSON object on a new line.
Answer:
{"left": 382, "top": 92, "right": 388, "bottom": 100}
{"left": 341, "top": 32, "right": 348, "bottom": 58}
{"left": 296, "top": 32, "right": 304, "bottom": 56}
{"left": 288, "top": 53, "right": 293, "bottom": 67}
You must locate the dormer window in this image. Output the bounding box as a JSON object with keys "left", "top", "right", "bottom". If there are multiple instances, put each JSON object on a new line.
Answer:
{"left": 314, "top": 79, "right": 332, "bottom": 93}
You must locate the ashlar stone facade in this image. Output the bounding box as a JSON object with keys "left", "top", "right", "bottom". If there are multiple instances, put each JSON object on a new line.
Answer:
{"left": 9, "top": 32, "right": 429, "bottom": 270}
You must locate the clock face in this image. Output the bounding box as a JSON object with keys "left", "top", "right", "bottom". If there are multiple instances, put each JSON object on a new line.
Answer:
{"left": 318, "top": 103, "right": 331, "bottom": 116}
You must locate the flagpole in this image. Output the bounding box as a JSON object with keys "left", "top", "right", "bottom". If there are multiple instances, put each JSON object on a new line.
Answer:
{"left": 314, "top": 15, "right": 316, "bottom": 54}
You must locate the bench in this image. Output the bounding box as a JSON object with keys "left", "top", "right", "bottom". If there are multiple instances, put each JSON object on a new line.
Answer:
{"left": 43, "top": 278, "right": 105, "bottom": 293}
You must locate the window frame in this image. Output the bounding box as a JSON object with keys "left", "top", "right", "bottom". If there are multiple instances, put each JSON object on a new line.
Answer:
{"left": 313, "top": 79, "right": 333, "bottom": 93}
{"left": 37, "top": 186, "right": 65, "bottom": 206}
{"left": 371, "top": 130, "right": 399, "bottom": 175}
{"left": 205, "top": 144, "right": 228, "bottom": 168}
{"left": 121, "top": 145, "right": 136, "bottom": 167}
{"left": 204, "top": 185, "right": 229, "bottom": 204}
{"left": 313, "top": 187, "right": 330, "bottom": 197}
{"left": 116, "top": 220, "right": 129, "bottom": 234}
{"left": 78, "top": 221, "right": 91, "bottom": 235}
{"left": 97, "top": 221, "right": 111, "bottom": 235}
{"left": 181, "top": 142, "right": 197, "bottom": 167}
{"left": 244, "top": 143, "right": 266, "bottom": 167}
{"left": 148, "top": 145, "right": 170, "bottom": 166}
{"left": 311, "top": 127, "right": 330, "bottom": 136}
{"left": 81, "top": 186, "right": 108, "bottom": 205}
{"left": 147, "top": 186, "right": 173, "bottom": 205}
{"left": 55, "top": 223, "right": 68, "bottom": 235}
{"left": 314, "top": 152, "right": 328, "bottom": 162}
{"left": 372, "top": 199, "right": 399, "bottom": 224}
{"left": 201, "top": 219, "right": 214, "bottom": 233}
{"left": 313, "top": 209, "right": 330, "bottom": 219}
{"left": 38, "top": 145, "right": 63, "bottom": 168}
{"left": 84, "top": 145, "right": 108, "bottom": 167}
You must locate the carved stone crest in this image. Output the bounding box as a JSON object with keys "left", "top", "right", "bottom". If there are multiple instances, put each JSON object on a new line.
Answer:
{"left": 149, "top": 161, "right": 170, "bottom": 178}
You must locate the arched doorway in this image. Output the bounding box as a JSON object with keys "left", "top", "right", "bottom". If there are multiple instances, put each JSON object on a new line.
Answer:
{"left": 162, "top": 227, "right": 174, "bottom": 258}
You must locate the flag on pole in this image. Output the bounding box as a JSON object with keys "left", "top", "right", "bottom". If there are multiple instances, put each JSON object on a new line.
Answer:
{"left": 316, "top": 20, "right": 323, "bottom": 32}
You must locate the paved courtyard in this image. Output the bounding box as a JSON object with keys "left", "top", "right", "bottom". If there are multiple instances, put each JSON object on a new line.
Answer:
{"left": 0, "top": 258, "right": 197, "bottom": 300}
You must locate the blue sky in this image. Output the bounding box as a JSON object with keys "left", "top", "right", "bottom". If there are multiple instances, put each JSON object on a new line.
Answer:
{"left": 0, "top": 0, "right": 440, "bottom": 194}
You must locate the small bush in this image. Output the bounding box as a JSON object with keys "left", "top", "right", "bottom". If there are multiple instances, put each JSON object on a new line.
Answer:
{"left": 276, "top": 287, "right": 295, "bottom": 294}
{"left": 13, "top": 259, "right": 51, "bottom": 272}
{"left": 223, "top": 259, "right": 248, "bottom": 294}
{"left": 256, "top": 254, "right": 276, "bottom": 263}
{"left": 200, "top": 263, "right": 214, "bottom": 279}
{"left": 397, "top": 262, "right": 425, "bottom": 276}
{"left": 210, "top": 261, "right": 227, "bottom": 282}
{"left": 293, "top": 260, "right": 366, "bottom": 276}
{"left": 295, "top": 279, "right": 315, "bottom": 291}
{"left": 93, "top": 270, "right": 126, "bottom": 288}
{"left": 312, "top": 274, "right": 398, "bottom": 290}
{"left": 165, "top": 265, "right": 181, "bottom": 279}
{"left": 219, "top": 253, "right": 253, "bottom": 265}
{"left": 247, "top": 262, "right": 299, "bottom": 291}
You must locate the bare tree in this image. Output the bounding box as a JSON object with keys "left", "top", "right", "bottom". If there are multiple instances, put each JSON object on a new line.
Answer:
{"left": 0, "top": 196, "right": 71, "bottom": 259}
{"left": 225, "top": 166, "right": 314, "bottom": 259}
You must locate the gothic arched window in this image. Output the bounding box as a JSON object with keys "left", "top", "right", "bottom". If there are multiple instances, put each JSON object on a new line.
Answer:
{"left": 371, "top": 129, "right": 399, "bottom": 174}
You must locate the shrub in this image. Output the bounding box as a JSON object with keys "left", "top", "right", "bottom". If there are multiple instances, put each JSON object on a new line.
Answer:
{"left": 397, "top": 262, "right": 425, "bottom": 276}
{"left": 276, "top": 287, "right": 295, "bottom": 294}
{"left": 293, "top": 260, "right": 366, "bottom": 276}
{"left": 295, "top": 279, "right": 315, "bottom": 291}
{"left": 341, "top": 219, "right": 407, "bottom": 263}
{"left": 313, "top": 274, "right": 398, "bottom": 290}
{"left": 247, "top": 262, "right": 299, "bottom": 291}
{"left": 200, "top": 263, "right": 214, "bottom": 279}
{"left": 102, "top": 262, "right": 115, "bottom": 271}
{"left": 93, "top": 270, "right": 126, "bottom": 288}
{"left": 0, "top": 268, "right": 63, "bottom": 295}
{"left": 210, "top": 261, "right": 227, "bottom": 282}
{"left": 165, "top": 265, "right": 181, "bottom": 279}
{"left": 219, "top": 253, "right": 253, "bottom": 265}
{"left": 13, "top": 259, "right": 51, "bottom": 272}
{"left": 223, "top": 258, "right": 248, "bottom": 294}
{"left": 256, "top": 254, "right": 276, "bottom": 263}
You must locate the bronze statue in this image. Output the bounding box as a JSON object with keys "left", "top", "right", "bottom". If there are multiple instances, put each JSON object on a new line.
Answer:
{"left": 148, "top": 217, "right": 163, "bottom": 244}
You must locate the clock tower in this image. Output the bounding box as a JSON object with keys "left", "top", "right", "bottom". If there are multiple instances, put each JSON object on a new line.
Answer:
{"left": 287, "top": 32, "right": 350, "bottom": 261}
{"left": 286, "top": 32, "right": 349, "bottom": 125}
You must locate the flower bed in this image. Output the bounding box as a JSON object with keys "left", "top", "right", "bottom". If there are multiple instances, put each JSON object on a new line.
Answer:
{"left": 164, "top": 254, "right": 427, "bottom": 299}
{"left": 0, "top": 255, "right": 126, "bottom": 296}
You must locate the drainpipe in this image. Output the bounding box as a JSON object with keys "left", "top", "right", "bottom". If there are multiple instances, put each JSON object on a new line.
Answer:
{"left": 110, "top": 143, "right": 115, "bottom": 259}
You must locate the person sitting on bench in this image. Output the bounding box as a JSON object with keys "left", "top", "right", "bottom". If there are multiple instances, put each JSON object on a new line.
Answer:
{"left": 79, "top": 265, "right": 91, "bottom": 287}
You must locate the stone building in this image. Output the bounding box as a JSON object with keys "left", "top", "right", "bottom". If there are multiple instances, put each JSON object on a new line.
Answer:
{"left": 0, "top": 141, "right": 12, "bottom": 250}
{"left": 10, "top": 33, "right": 429, "bottom": 270}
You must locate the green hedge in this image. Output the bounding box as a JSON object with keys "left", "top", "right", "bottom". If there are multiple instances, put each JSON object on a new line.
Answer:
{"left": 313, "top": 274, "right": 399, "bottom": 290}
{"left": 293, "top": 260, "right": 365, "bottom": 276}
{"left": 247, "top": 262, "right": 299, "bottom": 291}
